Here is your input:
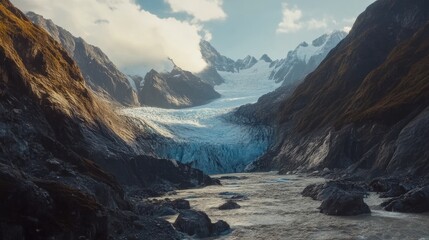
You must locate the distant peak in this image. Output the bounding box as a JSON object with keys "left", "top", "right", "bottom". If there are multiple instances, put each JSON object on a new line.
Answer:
{"left": 299, "top": 41, "right": 309, "bottom": 47}
{"left": 260, "top": 54, "right": 273, "bottom": 63}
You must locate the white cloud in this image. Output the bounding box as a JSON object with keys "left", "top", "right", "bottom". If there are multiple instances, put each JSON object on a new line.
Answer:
{"left": 276, "top": 3, "right": 331, "bottom": 33}
{"left": 343, "top": 26, "right": 352, "bottom": 33}
{"left": 341, "top": 18, "right": 356, "bottom": 33}
{"left": 11, "top": 0, "right": 209, "bottom": 73}
{"left": 276, "top": 3, "right": 303, "bottom": 33}
{"left": 202, "top": 30, "right": 213, "bottom": 41}
{"left": 307, "top": 18, "right": 328, "bottom": 30}
{"left": 165, "top": 0, "right": 226, "bottom": 22}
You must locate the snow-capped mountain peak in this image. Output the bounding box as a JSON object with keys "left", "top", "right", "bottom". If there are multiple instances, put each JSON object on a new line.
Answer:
{"left": 270, "top": 30, "right": 347, "bottom": 85}
{"left": 293, "top": 31, "right": 347, "bottom": 64}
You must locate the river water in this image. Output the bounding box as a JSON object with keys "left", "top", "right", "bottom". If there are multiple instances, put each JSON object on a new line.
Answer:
{"left": 163, "top": 172, "right": 429, "bottom": 240}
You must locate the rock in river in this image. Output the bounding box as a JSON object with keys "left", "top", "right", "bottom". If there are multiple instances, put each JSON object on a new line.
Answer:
{"left": 173, "top": 210, "right": 231, "bottom": 238}
{"left": 218, "top": 200, "right": 241, "bottom": 210}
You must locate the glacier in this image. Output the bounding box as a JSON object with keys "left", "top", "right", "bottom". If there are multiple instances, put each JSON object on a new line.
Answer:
{"left": 122, "top": 61, "right": 280, "bottom": 174}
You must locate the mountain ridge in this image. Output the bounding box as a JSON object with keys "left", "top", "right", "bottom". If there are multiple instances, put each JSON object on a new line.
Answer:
{"left": 241, "top": 0, "right": 429, "bottom": 177}
{"left": 26, "top": 11, "right": 139, "bottom": 107}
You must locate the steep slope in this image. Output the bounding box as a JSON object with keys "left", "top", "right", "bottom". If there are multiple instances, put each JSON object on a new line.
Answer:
{"left": 26, "top": 12, "right": 139, "bottom": 106}
{"left": 245, "top": 0, "right": 429, "bottom": 177}
{"left": 200, "top": 40, "right": 236, "bottom": 73}
{"left": 139, "top": 66, "right": 221, "bottom": 109}
{"left": 260, "top": 54, "right": 273, "bottom": 63}
{"left": 270, "top": 31, "right": 347, "bottom": 86}
{"left": 195, "top": 64, "right": 225, "bottom": 86}
{"left": 235, "top": 55, "right": 258, "bottom": 71}
{"left": 0, "top": 1, "right": 216, "bottom": 238}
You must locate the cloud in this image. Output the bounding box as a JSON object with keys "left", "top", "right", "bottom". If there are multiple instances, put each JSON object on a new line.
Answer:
{"left": 165, "top": 0, "right": 226, "bottom": 22}
{"left": 307, "top": 18, "right": 328, "bottom": 30}
{"left": 201, "top": 30, "right": 213, "bottom": 41}
{"left": 342, "top": 26, "right": 352, "bottom": 33}
{"left": 11, "top": 0, "right": 209, "bottom": 73}
{"left": 276, "top": 2, "right": 360, "bottom": 34}
{"left": 276, "top": 3, "right": 303, "bottom": 33}
{"left": 341, "top": 18, "right": 356, "bottom": 33}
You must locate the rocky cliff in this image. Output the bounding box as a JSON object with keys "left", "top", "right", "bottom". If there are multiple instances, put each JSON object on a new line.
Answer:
{"left": 200, "top": 40, "right": 236, "bottom": 73}
{"left": 0, "top": 1, "right": 216, "bottom": 238}
{"left": 139, "top": 66, "right": 221, "bottom": 109}
{"left": 26, "top": 12, "right": 139, "bottom": 107}
{"left": 241, "top": 0, "right": 429, "bottom": 178}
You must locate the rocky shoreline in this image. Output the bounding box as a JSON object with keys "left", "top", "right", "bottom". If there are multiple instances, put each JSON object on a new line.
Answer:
{"left": 300, "top": 170, "right": 429, "bottom": 216}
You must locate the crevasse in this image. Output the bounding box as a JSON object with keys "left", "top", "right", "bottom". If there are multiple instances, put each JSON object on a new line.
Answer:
{"left": 123, "top": 61, "right": 280, "bottom": 174}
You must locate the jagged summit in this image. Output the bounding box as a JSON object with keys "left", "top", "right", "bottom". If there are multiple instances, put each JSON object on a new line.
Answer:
{"left": 26, "top": 11, "right": 139, "bottom": 106}
{"left": 200, "top": 40, "right": 236, "bottom": 73}
{"left": 235, "top": 55, "right": 258, "bottom": 71}
{"left": 139, "top": 66, "right": 220, "bottom": 109}
{"left": 270, "top": 31, "right": 347, "bottom": 85}
{"left": 260, "top": 54, "right": 273, "bottom": 63}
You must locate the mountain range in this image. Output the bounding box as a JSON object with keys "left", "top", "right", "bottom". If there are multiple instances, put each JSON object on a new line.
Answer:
{"left": 239, "top": 0, "right": 429, "bottom": 178}
{"left": 200, "top": 31, "right": 346, "bottom": 87}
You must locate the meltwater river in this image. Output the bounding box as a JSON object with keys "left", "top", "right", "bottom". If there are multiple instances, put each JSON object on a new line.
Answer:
{"left": 164, "top": 172, "right": 429, "bottom": 240}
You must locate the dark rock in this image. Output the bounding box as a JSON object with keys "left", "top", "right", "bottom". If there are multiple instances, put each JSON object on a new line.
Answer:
{"left": 156, "top": 207, "right": 178, "bottom": 217}
{"left": 302, "top": 183, "right": 326, "bottom": 200}
{"left": 173, "top": 210, "right": 211, "bottom": 238}
{"left": 219, "top": 192, "right": 248, "bottom": 200}
{"left": 195, "top": 65, "right": 225, "bottom": 86}
{"left": 382, "top": 186, "right": 429, "bottom": 213}
{"left": 302, "top": 181, "right": 368, "bottom": 201}
{"left": 218, "top": 201, "right": 241, "bottom": 210}
{"left": 370, "top": 177, "right": 420, "bottom": 198}
{"left": 139, "top": 66, "right": 220, "bottom": 109}
{"left": 136, "top": 198, "right": 190, "bottom": 217}
{"left": 170, "top": 199, "right": 191, "bottom": 210}
{"left": 302, "top": 181, "right": 370, "bottom": 216}
{"left": 319, "top": 188, "right": 370, "bottom": 216}
{"left": 218, "top": 176, "right": 248, "bottom": 180}
{"left": 369, "top": 178, "right": 400, "bottom": 193}
{"left": 211, "top": 220, "right": 231, "bottom": 236}
{"left": 173, "top": 210, "right": 231, "bottom": 238}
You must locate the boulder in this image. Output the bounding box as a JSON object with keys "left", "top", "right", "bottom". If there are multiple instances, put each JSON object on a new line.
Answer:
{"left": 170, "top": 199, "right": 191, "bottom": 210}
{"left": 173, "top": 210, "right": 212, "bottom": 238}
{"left": 302, "top": 181, "right": 367, "bottom": 201}
{"left": 319, "top": 188, "right": 370, "bottom": 216}
{"left": 382, "top": 186, "right": 429, "bottom": 213}
{"left": 302, "top": 181, "right": 370, "bottom": 216}
{"left": 173, "top": 210, "right": 230, "bottom": 238}
{"left": 211, "top": 220, "right": 231, "bottom": 236}
{"left": 218, "top": 201, "right": 241, "bottom": 210}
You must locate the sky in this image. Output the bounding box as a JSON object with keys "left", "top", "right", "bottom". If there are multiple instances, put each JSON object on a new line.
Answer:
{"left": 11, "top": 0, "right": 375, "bottom": 75}
{"left": 139, "top": 0, "right": 375, "bottom": 60}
